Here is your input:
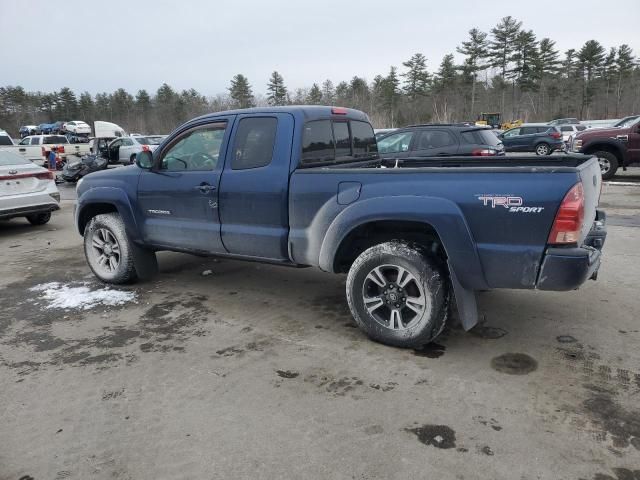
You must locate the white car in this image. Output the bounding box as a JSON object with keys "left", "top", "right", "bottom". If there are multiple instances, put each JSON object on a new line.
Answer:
{"left": 106, "top": 135, "right": 164, "bottom": 164}
{"left": 2, "top": 134, "right": 91, "bottom": 164}
{"left": 0, "top": 150, "right": 60, "bottom": 225}
{"left": 64, "top": 121, "right": 92, "bottom": 135}
{"left": 557, "top": 124, "right": 588, "bottom": 143}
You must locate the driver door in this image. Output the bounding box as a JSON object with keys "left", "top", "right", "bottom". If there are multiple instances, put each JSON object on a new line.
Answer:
{"left": 136, "top": 119, "right": 233, "bottom": 253}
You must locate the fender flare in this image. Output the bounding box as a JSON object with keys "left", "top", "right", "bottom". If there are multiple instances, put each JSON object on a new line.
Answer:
{"left": 582, "top": 138, "right": 628, "bottom": 163}
{"left": 76, "top": 187, "right": 141, "bottom": 242}
{"left": 319, "top": 196, "right": 487, "bottom": 330}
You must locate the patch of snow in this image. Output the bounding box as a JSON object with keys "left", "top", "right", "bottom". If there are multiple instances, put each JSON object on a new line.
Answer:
{"left": 201, "top": 270, "right": 213, "bottom": 276}
{"left": 29, "top": 282, "right": 136, "bottom": 310}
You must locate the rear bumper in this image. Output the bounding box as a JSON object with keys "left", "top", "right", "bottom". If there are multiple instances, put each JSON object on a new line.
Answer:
{"left": 536, "top": 210, "right": 607, "bottom": 291}
{"left": 0, "top": 202, "right": 60, "bottom": 219}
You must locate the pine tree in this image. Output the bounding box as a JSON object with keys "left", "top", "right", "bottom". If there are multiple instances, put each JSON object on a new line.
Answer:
{"left": 511, "top": 30, "right": 539, "bottom": 91}
{"left": 381, "top": 66, "right": 400, "bottom": 126}
{"left": 306, "top": 83, "right": 323, "bottom": 104}
{"left": 488, "top": 16, "right": 522, "bottom": 78}
{"left": 433, "top": 54, "right": 457, "bottom": 92}
{"left": 456, "top": 28, "right": 488, "bottom": 117}
{"left": 78, "top": 91, "right": 95, "bottom": 122}
{"left": 402, "top": 53, "right": 430, "bottom": 99}
{"left": 615, "top": 44, "right": 635, "bottom": 116}
{"left": 321, "top": 79, "right": 334, "bottom": 104}
{"left": 577, "top": 40, "right": 605, "bottom": 116}
{"left": 535, "top": 38, "right": 560, "bottom": 114}
{"left": 56, "top": 87, "right": 78, "bottom": 119}
{"left": 266, "top": 71, "right": 288, "bottom": 106}
{"left": 229, "top": 74, "right": 255, "bottom": 108}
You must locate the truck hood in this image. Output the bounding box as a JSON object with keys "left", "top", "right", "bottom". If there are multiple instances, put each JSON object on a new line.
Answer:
{"left": 94, "top": 121, "right": 126, "bottom": 139}
{"left": 575, "top": 126, "right": 627, "bottom": 139}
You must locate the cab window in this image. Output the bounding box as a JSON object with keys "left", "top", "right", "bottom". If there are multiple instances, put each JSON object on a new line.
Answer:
{"left": 232, "top": 117, "right": 277, "bottom": 170}
{"left": 503, "top": 128, "right": 521, "bottom": 137}
{"left": 161, "top": 123, "right": 226, "bottom": 171}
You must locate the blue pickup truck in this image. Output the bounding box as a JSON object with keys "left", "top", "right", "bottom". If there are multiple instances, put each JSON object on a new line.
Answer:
{"left": 75, "top": 106, "right": 607, "bottom": 347}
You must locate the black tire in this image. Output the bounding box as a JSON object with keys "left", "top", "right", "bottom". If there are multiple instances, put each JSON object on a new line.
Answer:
{"left": 535, "top": 143, "right": 550, "bottom": 155}
{"left": 130, "top": 154, "right": 136, "bottom": 164}
{"left": 346, "top": 240, "right": 450, "bottom": 348}
{"left": 593, "top": 150, "right": 618, "bottom": 180}
{"left": 26, "top": 212, "right": 51, "bottom": 225}
{"left": 84, "top": 213, "right": 137, "bottom": 284}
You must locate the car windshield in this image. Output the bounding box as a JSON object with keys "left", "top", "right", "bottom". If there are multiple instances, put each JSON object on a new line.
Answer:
{"left": 0, "top": 150, "right": 31, "bottom": 165}
{"left": 44, "top": 136, "right": 69, "bottom": 144}
{"left": 613, "top": 116, "right": 640, "bottom": 128}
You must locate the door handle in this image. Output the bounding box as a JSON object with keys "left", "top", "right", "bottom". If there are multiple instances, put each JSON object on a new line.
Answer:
{"left": 195, "top": 183, "right": 216, "bottom": 193}
{"left": 19, "top": 148, "right": 26, "bottom": 152}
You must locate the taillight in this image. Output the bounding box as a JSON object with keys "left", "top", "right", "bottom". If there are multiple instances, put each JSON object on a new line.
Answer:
{"left": 548, "top": 182, "right": 584, "bottom": 245}
{"left": 549, "top": 131, "right": 562, "bottom": 139}
{"left": 331, "top": 107, "right": 347, "bottom": 115}
{"left": 472, "top": 148, "right": 497, "bottom": 156}
{"left": 142, "top": 145, "right": 150, "bottom": 152}
{"left": 57, "top": 145, "right": 65, "bottom": 153}
{"left": 41, "top": 146, "right": 46, "bottom": 157}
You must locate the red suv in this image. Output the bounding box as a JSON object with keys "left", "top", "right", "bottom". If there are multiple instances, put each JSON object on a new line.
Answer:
{"left": 570, "top": 115, "right": 640, "bottom": 179}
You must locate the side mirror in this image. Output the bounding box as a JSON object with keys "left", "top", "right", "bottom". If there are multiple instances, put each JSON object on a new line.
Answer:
{"left": 136, "top": 150, "right": 154, "bottom": 169}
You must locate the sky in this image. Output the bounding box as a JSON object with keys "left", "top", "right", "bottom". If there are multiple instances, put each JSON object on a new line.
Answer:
{"left": 1, "top": 0, "right": 639, "bottom": 97}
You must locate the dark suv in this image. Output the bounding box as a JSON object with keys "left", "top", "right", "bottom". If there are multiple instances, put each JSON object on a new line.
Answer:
{"left": 499, "top": 124, "right": 564, "bottom": 155}
{"left": 377, "top": 124, "right": 504, "bottom": 158}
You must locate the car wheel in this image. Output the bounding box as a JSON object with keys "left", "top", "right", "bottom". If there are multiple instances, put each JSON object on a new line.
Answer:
{"left": 130, "top": 154, "right": 136, "bottom": 164}
{"left": 26, "top": 212, "right": 51, "bottom": 225}
{"left": 535, "top": 143, "right": 550, "bottom": 155}
{"left": 346, "top": 240, "right": 450, "bottom": 348}
{"left": 593, "top": 150, "right": 618, "bottom": 180}
{"left": 84, "top": 213, "right": 137, "bottom": 284}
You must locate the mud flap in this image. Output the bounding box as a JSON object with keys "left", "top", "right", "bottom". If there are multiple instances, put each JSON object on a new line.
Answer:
{"left": 131, "top": 242, "right": 158, "bottom": 281}
{"left": 448, "top": 265, "right": 478, "bottom": 331}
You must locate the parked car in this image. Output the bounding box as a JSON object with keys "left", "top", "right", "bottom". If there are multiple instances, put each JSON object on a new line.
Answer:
{"left": 64, "top": 120, "right": 91, "bottom": 135}
{"left": 557, "top": 124, "right": 588, "bottom": 143}
{"left": 548, "top": 118, "right": 580, "bottom": 125}
{"left": 377, "top": 124, "right": 504, "bottom": 158}
{"left": 499, "top": 124, "right": 564, "bottom": 155}
{"left": 37, "top": 123, "right": 56, "bottom": 134}
{"left": 0, "top": 134, "right": 91, "bottom": 164}
{"left": 0, "top": 130, "right": 14, "bottom": 146}
{"left": 51, "top": 121, "right": 68, "bottom": 134}
{"left": 19, "top": 125, "right": 38, "bottom": 138}
{"left": 106, "top": 135, "right": 164, "bottom": 164}
{"left": 612, "top": 115, "right": 640, "bottom": 128}
{"left": 0, "top": 150, "right": 60, "bottom": 225}
{"left": 75, "top": 106, "right": 606, "bottom": 348}
{"left": 570, "top": 115, "right": 640, "bottom": 179}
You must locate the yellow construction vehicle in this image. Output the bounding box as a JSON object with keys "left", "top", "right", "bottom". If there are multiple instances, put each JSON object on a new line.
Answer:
{"left": 476, "top": 112, "right": 501, "bottom": 128}
{"left": 500, "top": 119, "right": 523, "bottom": 130}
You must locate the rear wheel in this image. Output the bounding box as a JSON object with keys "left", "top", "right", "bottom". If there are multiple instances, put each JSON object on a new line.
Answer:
{"left": 593, "top": 150, "right": 618, "bottom": 180}
{"left": 84, "top": 213, "right": 137, "bottom": 284}
{"left": 346, "top": 241, "right": 450, "bottom": 348}
{"left": 535, "top": 143, "right": 550, "bottom": 155}
{"left": 26, "top": 212, "right": 51, "bottom": 225}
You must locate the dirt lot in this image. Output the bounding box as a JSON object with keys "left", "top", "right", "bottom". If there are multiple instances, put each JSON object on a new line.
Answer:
{"left": 1, "top": 171, "right": 639, "bottom": 480}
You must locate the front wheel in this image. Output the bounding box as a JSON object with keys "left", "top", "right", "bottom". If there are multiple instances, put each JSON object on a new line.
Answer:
{"left": 593, "top": 150, "right": 618, "bottom": 180}
{"left": 84, "top": 213, "right": 137, "bottom": 284}
{"left": 346, "top": 241, "right": 450, "bottom": 348}
{"left": 535, "top": 143, "right": 550, "bottom": 155}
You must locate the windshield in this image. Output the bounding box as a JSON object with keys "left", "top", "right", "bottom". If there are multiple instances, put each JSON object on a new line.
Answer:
{"left": 613, "top": 116, "right": 640, "bottom": 128}
{"left": 0, "top": 150, "right": 31, "bottom": 166}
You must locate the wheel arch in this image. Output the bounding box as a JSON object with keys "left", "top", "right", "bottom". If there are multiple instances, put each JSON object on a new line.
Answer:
{"left": 320, "top": 196, "right": 487, "bottom": 330}
{"left": 76, "top": 187, "right": 141, "bottom": 241}
{"left": 582, "top": 141, "right": 624, "bottom": 163}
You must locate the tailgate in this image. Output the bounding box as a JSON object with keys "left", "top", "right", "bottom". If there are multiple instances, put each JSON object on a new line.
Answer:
{"left": 578, "top": 156, "right": 602, "bottom": 243}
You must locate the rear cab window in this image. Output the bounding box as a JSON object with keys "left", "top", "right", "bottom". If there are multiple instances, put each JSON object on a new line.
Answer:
{"left": 301, "top": 119, "right": 377, "bottom": 166}
{"left": 232, "top": 117, "right": 278, "bottom": 170}
{"left": 461, "top": 129, "right": 501, "bottom": 146}
{"left": 44, "top": 135, "right": 68, "bottom": 144}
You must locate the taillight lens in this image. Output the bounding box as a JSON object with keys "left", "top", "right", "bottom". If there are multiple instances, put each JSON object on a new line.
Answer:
{"left": 142, "top": 145, "right": 150, "bottom": 152}
{"left": 57, "top": 145, "right": 65, "bottom": 153}
{"left": 549, "top": 131, "right": 562, "bottom": 139}
{"left": 472, "top": 148, "right": 497, "bottom": 156}
{"left": 331, "top": 107, "right": 347, "bottom": 115}
{"left": 548, "top": 182, "right": 584, "bottom": 245}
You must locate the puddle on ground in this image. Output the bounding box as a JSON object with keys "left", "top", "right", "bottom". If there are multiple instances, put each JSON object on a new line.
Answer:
{"left": 413, "top": 343, "right": 446, "bottom": 358}
{"left": 406, "top": 424, "right": 456, "bottom": 449}
{"left": 491, "top": 353, "right": 538, "bottom": 375}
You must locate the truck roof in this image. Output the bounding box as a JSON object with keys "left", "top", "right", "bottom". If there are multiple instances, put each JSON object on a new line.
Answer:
{"left": 188, "top": 105, "right": 370, "bottom": 125}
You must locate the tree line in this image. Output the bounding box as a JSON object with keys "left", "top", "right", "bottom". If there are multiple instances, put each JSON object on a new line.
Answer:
{"left": 1, "top": 16, "right": 638, "bottom": 137}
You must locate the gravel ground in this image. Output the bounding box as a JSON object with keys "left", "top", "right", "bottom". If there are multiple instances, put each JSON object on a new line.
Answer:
{"left": 1, "top": 171, "right": 639, "bottom": 480}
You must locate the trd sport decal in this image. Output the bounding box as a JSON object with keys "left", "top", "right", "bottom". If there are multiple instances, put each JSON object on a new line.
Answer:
{"left": 477, "top": 195, "right": 544, "bottom": 213}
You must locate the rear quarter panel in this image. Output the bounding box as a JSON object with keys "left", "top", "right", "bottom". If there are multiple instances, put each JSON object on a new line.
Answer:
{"left": 289, "top": 168, "right": 581, "bottom": 289}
